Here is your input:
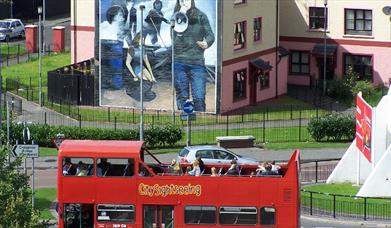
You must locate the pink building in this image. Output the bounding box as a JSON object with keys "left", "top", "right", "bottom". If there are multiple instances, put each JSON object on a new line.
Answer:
{"left": 70, "top": 0, "right": 391, "bottom": 114}
{"left": 280, "top": 0, "right": 391, "bottom": 87}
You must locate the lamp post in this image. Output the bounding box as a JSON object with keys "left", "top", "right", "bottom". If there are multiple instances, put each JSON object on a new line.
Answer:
{"left": 322, "top": 0, "right": 328, "bottom": 95}
{"left": 38, "top": 6, "right": 43, "bottom": 106}
{"left": 139, "top": 5, "right": 145, "bottom": 141}
{"left": 171, "top": 19, "right": 175, "bottom": 123}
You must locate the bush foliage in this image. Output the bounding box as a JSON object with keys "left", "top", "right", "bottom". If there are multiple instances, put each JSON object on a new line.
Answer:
{"left": 2, "top": 123, "right": 182, "bottom": 148}
{"left": 307, "top": 113, "right": 355, "bottom": 142}
{"left": 0, "top": 146, "right": 47, "bottom": 227}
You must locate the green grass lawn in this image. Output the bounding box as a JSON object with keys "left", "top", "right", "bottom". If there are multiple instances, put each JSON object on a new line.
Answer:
{"left": 2, "top": 51, "right": 71, "bottom": 87}
{"left": 301, "top": 183, "right": 391, "bottom": 217}
{"left": 40, "top": 147, "right": 58, "bottom": 156}
{"left": 35, "top": 188, "right": 57, "bottom": 220}
{"left": 0, "top": 43, "right": 26, "bottom": 59}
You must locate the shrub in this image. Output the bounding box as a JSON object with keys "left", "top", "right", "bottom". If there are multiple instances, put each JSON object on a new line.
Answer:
{"left": 351, "top": 80, "right": 375, "bottom": 99}
{"left": 2, "top": 123, "right": 182, "bottom": 148}
{"left": 307, "top": 113, "right": 355, "bottom": 142}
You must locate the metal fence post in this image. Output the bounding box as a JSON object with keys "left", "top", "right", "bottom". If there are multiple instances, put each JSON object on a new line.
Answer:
{"left": 226, "top": 115, "right": 229, "bottom": 136}
{"left": 79, "top": 114, "right": 82, "bottom": 128}
{"left": 299, "top": 111, "right": 302, "bottom": 142}
{"left": 333, "top": 195, "right": 336, "bottom": 218}
{"left": 364, "top": 197, "right": 367, "bottom": 221}
{"left": 114, "top": 116, "right": 117, "bottom": 131}
{"left": 290, "top": 105, "right": 293, "bottom": 120}
{"left": 44, "top": 112, "right": 47, "bottom": 125}
{"left": 315, "top": 161, "right": 318, "bottom": 183}
{"left": 262, "top": 111, "right": 266, "bottom": 143}
{"left": 17, "top": 44, "right": 20, "bottom": 64}
{"left": 132, "top": 108, "right": 135, "bottom": 124}
{"left": 108, "top": 107, "right": 111, "bottom": 122}
{"left": 310, "top": 192, "right": 313, "bottom": 215}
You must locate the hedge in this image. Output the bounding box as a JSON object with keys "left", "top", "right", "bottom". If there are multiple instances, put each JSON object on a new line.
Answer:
{"left": 307, "top": 113, "right": 355, "bottom": 142}
{"left": 1, "top": 123, "right": 182, "bottom": 148}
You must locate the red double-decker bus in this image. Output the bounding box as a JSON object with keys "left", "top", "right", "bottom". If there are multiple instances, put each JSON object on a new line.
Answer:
{"left": 57, "top": 140, "right": 300, "bottom": 228}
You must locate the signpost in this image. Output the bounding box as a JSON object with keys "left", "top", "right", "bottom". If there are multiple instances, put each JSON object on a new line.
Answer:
{"left": 183, "top": 101, "right": 195, "bottom": 146}
{"left": 11, "top": 144, "right": 39, "bottom": 158}
{"left": 12, "top": 124, "right": 39, "bottom": 209}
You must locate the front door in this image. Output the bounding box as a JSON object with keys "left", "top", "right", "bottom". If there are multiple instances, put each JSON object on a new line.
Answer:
{"left": 249, "top": 65, "right": 259, "bottom": 106}
{"left": 143, "top": 205, "right": 174, "bottom": 228}
{"left": 318, "top": 57, "right": 334, "bottom": 81}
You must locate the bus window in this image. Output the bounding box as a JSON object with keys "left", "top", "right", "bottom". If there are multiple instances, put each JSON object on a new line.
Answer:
{"left": 260, "top": 207, "right": 276, "bottom": 226}
{"left": 219, "top": 206, "right": 257, "bottom": 225}
{"left": 97, "top": 204, "right": 135, "bottom": 223}
{"left": 62, "top": 158, "right": 94, "bottom": 176}
{"left": 64, "top": 203, "right": 94, "bottom": 227}
{"left": 97, "top": 158, "right": 135, "bottom": 177}
{"left": 184, "top": 206, "right": 216, "bottom": 225}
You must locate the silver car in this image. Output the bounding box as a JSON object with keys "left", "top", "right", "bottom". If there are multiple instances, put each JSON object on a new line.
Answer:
{"left": 177, "top": 145, "right": 259, "bottom": 165}
{"left": 0, "top": 19, "right": 25, "bottom": 41}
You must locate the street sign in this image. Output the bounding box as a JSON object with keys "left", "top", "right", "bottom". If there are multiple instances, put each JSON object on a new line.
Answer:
{"left": 180, "top": 113, "right": 196, "bottom": 121}
{"left": 12, "top": 144, "right": 39, "bottom": 158}
{"left": 183, "top": 101, "right": 194, "bottom": 114}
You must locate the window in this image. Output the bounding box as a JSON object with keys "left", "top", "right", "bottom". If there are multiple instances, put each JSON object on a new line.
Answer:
{"left": 260, "top": 207, "right": 276, "bottom": 226}
{"left": 234, "top": 0, "right": 246, "bottom": 5}
{"left": 196, "top": 150, "right": 214, "bottom": 159}
{"left": 344, "top": 54, "right": 372, "bottom": 81}
{"left": 253, "top": 17, "right": 262, "bottom": 41}
{"left": 62, "top": 157, "right": 94, "bottom": 176}
{"left": 97, "top": 158, "right": 135, "bottom": 177}
{"left": 290, "top": 51, "right": 310, "bottom": 74}
{"left": 345, "top": 9, "right": 372, "bottom": 36}
{"left": 234, "top": 21, "right": 246, "bottom": 50}
{"left": 219, "top": 206, "right": 257, "bottom": 225}
{"left": 309, "top": 7, "right": 327, "bottom": 29}
{"left": 255, "top": 69, "right": 269, "bottom": 89}
{"left": 213, "top": 150, "right": 234, "bottom": 160}
{"left": 185, "top": 206, "right": 216, "bottom": 224}
{"left": 97, "top": 204, "right": 135, "bottom": 223}
{"left": 233, "top": 69, "right": 247, "bottom": 100}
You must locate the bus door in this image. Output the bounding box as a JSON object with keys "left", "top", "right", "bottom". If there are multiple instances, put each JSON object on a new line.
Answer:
{"left": 143, "top": 205, "right": 174, "bottom": 228}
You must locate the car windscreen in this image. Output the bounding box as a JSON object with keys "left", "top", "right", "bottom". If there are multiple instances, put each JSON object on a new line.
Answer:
{"left": 0, "top": 22, "right": 10, "bottom": 28}
{"left": 179, "top": 148, "right": 190, "bottom": 157}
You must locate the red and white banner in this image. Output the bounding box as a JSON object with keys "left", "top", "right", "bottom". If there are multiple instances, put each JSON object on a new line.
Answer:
{"left": 356, "top": 94, "right": 372, "bottom": 162}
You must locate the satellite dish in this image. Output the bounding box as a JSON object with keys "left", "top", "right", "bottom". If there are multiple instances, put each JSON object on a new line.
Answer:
{"left": 383, "top": 6, "right": 391, "bottom": 15}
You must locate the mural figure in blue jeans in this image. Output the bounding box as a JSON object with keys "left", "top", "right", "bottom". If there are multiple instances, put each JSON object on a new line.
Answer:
{"left": 172, "top": 0, "right": 215, "bottom": 112}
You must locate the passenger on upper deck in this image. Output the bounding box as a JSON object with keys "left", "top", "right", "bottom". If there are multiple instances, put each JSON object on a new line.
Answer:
{"left": 97, "top": 158, "right": 111, "bottom": 176}
{"left": 210, "top": 167, "right": 218, "bottom": 176}
{"left": 184, "top": 166, "right": 192, "bottom": 176}
{"left": 225, "top": 161, "right": 239, "bottom": 176}
{"left": 196, "top": 156, "right": 205, "bottom": 173}
{"left": 169, "top": 159, "right": 182, "bottom": 175}
{"left": 259, "top": 163, "right": 279, "bottom": 176}
{"left": 271, "top": 160, "right": 281, "bottom": 174}
{"left": 189, "top": 160, "right": 201, "bottom": 176}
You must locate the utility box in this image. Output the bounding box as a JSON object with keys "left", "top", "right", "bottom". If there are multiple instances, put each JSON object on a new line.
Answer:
{"left": 52, "top": 26, "right": 65, "bottom": 53}
{"left": 25, "top": 25, "right": 38, "bottom": 53}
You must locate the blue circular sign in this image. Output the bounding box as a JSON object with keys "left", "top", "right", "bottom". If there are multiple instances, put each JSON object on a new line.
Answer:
{"left": 183, "top": 101, "right": 194, "bottom": 114}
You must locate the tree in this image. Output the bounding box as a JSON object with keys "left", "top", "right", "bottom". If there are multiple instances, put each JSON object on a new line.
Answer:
{"left": 0, "top": 144, "right": 47, "bottom": 227}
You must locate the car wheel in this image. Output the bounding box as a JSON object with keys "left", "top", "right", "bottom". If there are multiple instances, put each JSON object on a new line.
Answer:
{"left": 5, "top": 35, "right": 9, "bottom": 42}
{"left": 19, "top": 31, "right": 25, "bottom": 39}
